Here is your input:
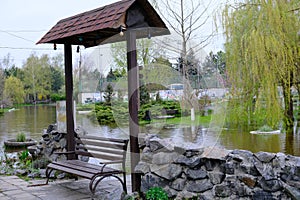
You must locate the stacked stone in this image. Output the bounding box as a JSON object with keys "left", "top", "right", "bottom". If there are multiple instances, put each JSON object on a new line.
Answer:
{"left": 136, "top": 135, "right": 300, "bottom": 199}
{"left": 32, "top": 124, "right": 87, "bottom": 162}
{"left": 34, "top": 124, "right": 68, "bottom": 162}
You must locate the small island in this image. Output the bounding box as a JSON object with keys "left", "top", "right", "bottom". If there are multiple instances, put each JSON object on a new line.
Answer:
{"left": 4, "top": 133, "right": 37, "bottom": 148}
{"left": 250, "top": 125, "right": 280, "bottom": 135}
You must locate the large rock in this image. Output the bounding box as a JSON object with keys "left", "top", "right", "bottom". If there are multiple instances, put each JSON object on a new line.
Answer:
{"left": 152, "top": 152, "right": 179, "bottom": 165}
{"left": 140, "top": 147, "right": 154, "bottom": 162}
{"left": 254, "top": 157, "right": 277, "bottom": 181}
{"left": 240, "top": 157, "right": 260, "bottom": 176}
{"left": 174, "top": 155, "right": 202, "bottom": 168}
{"left": 231, "top": 149, "right": 253, "bottom": 160}
{"left": 164, "top": 186, "right": 178, "bottom": 198}
{"left": 223, "top": 162, "right": 235, "bottom": 174}
{"left": 171, "top": 178, "right": 186, "bottom": 191}
{"left": 254, "top": 152, "right": 275, "bottom": 163}
{"left": 59, "top": 138, "right": 67, "bottom": 148}
{"left": 208, "top": 172, "right": 225, "bottom": 185}
{"left": 186, "top": 168, "right": 207, "bottom": 180}
{"left": 282, "top": 181, "right": 300, "bottom": 200}
{"left": 186, "top": 179, "right": 213, "bottom": 193}
{"left": 239, "top": 174, "right": 257, "bottom": 188}
{"left": 213, "top": 184, "right": 231, "bottom": 197}
{"left": 135, "top": 162, "right": 150, "bottom": 174}
{"left": 203, "top": 158, "right": 223, "bottom": 171}
{"left": 141, "top": 173, "right": 168, "bottom": 192}
{"left": 175, "top": 190, "right": 199, "bottom": 200}
{"left": 252, "top": 190, "right": 275, "bottom": 200}
{"left": 200, "top": 147, "right": 230, "bottom": 160}
{"left": 259, "top": 177, "right": 282, "bottom": 192}
{"left": 151, "top": 164, "right": 182, "bottom": 180}
{"left": 149, "top": 138, "right": 174, "bottom": 152}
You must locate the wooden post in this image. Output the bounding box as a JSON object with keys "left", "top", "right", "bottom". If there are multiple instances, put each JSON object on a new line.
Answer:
{"left": 64, "top": 44, "right": 76, "bottom": 160}
{"left": 126, "top": 31, "right": 141, "bottom": 192}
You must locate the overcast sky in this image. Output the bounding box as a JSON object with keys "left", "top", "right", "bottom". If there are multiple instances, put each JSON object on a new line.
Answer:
{"left": 0, "top": 0, "right": 118, "bottom": 67}
{"left": 0, "top": 0, "right": 224, "bottom": 69}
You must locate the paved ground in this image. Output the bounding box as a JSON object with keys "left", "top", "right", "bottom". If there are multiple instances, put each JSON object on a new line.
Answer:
{"left": 0, "top": 175, "right": 131, "bottom": 200}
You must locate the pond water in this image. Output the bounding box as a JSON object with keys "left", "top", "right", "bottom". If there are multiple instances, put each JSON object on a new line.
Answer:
{"left": 0, "top": 105, "right": 299, "bottom": 156}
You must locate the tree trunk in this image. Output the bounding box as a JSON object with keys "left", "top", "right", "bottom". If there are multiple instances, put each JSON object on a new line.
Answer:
{"left": 282, "top": 83, "right": 294, "bottom": 131}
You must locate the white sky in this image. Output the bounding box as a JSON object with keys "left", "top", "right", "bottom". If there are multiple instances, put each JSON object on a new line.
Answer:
{"left": 0, "top": 0, "right": 225, "bottom": 69}
{"left": 0, "top": 0, "right": 118, "bottom": 67}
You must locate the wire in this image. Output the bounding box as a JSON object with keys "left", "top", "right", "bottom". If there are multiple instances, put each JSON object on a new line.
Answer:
{"left": 0, "top": 30, "right": 35, "bottom": 43}
{"left": 0, "top": 29, "right": 47, "bottom": 33}
{"left": 0, "top": 46, "right": 62, "bottom": 51}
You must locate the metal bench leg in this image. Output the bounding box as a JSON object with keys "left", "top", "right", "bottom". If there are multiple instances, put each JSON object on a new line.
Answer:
{"left": 45, "top": 167, "right": 54, "bottom": 184}
{"left": 123, "top": 172, "right": 127, "bottom": 194}
{"left": 90, "top": 175, "right": 127, "bottom": 194}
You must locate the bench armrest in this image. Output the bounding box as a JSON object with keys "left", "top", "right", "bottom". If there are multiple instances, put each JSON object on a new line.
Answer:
{"left": 53, "top": 151, "right": 75, "bottom": 155}
{"left": 99, "top": 160, "right": 123, "bottom": 172}
{"left": 99, "top": 160, "right": 123, "bottom": 165}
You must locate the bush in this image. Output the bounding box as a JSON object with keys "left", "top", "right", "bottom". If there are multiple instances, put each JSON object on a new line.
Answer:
{"left": 92, "top": 102, "right": 128, "bottom": 125}
{"left": 50, "top": 93, "right": 65, "bottom": 102}
{"left": 258, "top": 125, "right": 274, "bottom": 132}
{"left": 145, "top": 187, "right": 168, "bottom": 200}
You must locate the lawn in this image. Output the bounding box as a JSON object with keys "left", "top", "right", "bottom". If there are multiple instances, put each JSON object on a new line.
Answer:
{"left": 140, "top": 114, "right": 212, "bottom": 127}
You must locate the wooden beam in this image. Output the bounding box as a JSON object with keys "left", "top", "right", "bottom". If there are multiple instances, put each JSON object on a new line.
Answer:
{"left": 64, "top": 44, "right": 76, "bottom": 160}
{"left": 126, "top": 31, "right": 141, "bottom": 193}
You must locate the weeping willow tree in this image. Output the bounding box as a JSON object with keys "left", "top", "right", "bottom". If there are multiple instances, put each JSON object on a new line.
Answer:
{"left": 223, "top": 0, "right": 300, "bottom": 130}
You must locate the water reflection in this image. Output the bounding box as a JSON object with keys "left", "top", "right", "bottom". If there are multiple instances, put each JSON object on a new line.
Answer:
{"left": 0, "top": 105, "right": 56, "bottom": 144}
{"left": 0, "top": 105, "right": 299, "bottom": 156}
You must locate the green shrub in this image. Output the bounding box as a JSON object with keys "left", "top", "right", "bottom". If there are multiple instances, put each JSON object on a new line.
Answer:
{"left": 50, "top": 93, "right": 66, "bottom": 102}
{"left": 92, "top": 102, "right": 128, "bottom": 125}
{"left": 139, "top": 101, "right": 181, "bottom": 120}
{"left": 18, "top": 150, "right": 29, "bottom": 161}
{"left": 258, "top": 125, "right": 273, "bottom": 132}
{"left": 16, "top": 132, "right": 26, "bottom": 142}
{"left": 145, "top": 187, "right": 168, "bottom": 200}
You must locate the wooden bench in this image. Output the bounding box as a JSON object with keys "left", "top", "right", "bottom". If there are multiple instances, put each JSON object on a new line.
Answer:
{"left": 45, "top": 135, "right": 129, "bottom": 194}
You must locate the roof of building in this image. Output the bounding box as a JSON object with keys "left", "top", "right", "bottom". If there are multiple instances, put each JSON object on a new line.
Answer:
{"left": 37, "top": 0, "right": 169, "bottom": 47}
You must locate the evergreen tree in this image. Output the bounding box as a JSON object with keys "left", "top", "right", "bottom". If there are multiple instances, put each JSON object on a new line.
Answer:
{"left": 104, "top": 84, "right": 114, "bottom": 105}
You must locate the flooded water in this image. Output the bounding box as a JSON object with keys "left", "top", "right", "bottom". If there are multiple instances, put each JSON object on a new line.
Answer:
{"left": 0, "top": 105, "right": 299, "bottom": 156}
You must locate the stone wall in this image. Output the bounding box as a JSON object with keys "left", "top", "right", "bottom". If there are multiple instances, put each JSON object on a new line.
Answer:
{"left": 31, "top": 124, "right": 87, "bottom": 162}
{"left": 136, "top": 135, "right": 300, "bottom": 199}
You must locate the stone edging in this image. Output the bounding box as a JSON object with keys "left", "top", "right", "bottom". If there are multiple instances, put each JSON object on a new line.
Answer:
{"left": 136, "top": 134, "right": 300, "bottom": 199}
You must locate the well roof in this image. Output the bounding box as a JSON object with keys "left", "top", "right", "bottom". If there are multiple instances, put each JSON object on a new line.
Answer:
{"left": 37, "top": 0, "right": 169, "bottom": 47}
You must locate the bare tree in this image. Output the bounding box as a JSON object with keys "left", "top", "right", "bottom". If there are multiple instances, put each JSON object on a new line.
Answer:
{"left": 151, "top": 0, "right": 219, "bottom": 73}
{"left": 150, "top": 0, "right": 220, "bottom": 114}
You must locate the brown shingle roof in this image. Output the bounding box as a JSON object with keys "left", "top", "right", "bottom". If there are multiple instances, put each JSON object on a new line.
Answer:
{"left": 37, "top": 0, "right": 169, "bottom": 47}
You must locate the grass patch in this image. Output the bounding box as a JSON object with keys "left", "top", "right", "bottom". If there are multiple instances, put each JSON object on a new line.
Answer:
{"left": 140, "top": 114, "right": 212, "bottom": 126}
{"left": 166, "top": 114, "right": 211, "bottom": 126}
{"left": 77, "top": 103, "right": 95, "bottom": 111}
{"left": 16, "top": 132, "right": 26, "bottom": 142}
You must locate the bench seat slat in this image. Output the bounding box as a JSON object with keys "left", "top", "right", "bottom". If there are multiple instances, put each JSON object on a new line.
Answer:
{"left": 49, "top": 160, "right": 123, "bottom": 177}
{"left": 75, "top": 150, "right": 123, "bottom": 161}
{"left": 76, "top": 145, "right": 125, "bottom": 156}
{"left": 64, "top": 160, "right": 123, "bottom": 173}
{"left": 79, "top": 135, "right": 128, "bottom": 143}
{"left": 47, "top": 163, "right": 94, "bottom": 179}
{"left": 46, "top": 136, "right": 129, "bottom": 194}
{"left": 77, "top": 139, "right": 126, "bottom": 150}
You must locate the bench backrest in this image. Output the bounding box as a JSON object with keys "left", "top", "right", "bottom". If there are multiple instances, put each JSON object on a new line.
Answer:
{"left": 75, "top": 135, "right": 129, "bottom": 167}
